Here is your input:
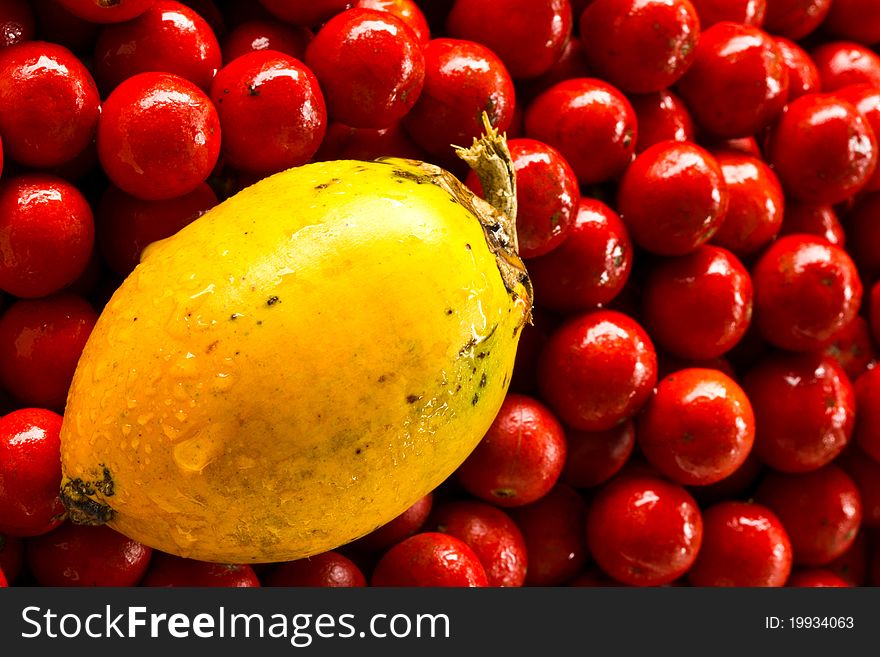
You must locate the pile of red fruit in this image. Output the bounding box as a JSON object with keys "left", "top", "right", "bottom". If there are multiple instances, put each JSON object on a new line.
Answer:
{"left": 2, "top": 0, "right": 880, "bottom": 588}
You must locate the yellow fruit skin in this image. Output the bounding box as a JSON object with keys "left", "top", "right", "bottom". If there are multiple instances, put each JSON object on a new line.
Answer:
{"left": 60, "top": 158, "right": 530, "bottom": 563}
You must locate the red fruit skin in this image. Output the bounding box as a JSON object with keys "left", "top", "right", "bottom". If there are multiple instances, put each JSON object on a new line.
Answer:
{"left": 824, "top": 529, "right": 868, "bottom": 585}
{"left": 579, "top": 0, "right": 700, "bottom": 94}
{"left": 456, "top": 393, "right": 567, "bottom": 507}
{"left": 527, "top": 197, "right": 632, "bottom": 312}
{"left": 675, "top": 22, "right": 789, "bottom": 139}
{"left": 687, "top": 501, "right": 791, "bottom": 587}
{"left": 93, "top": 0, "right": 222, "bottom": 93}
{"left": 637, "top": 368, "right": 755, "bottom": 486}
{"left": 561, "top": 420, "right": 635, "bottom": 489}
{"left": 823, "top": 315, "right": 876, "bottom": 381}
{"left": 854, "top": 365, "right": 880, "bottom": 463}
{"left": 402, "top": 38, "right": 515, "bottom": 159}
{"left": 0, "top": 534, "right": 24, "bottom": 584}
{"left": 26, "top": 523, "right": 153, "bottom": 586}
{"left": 142, "top": 553, "right": 260, "bottom": 586}
{"left": 586, "top": 474, "right": 703, "bottom": 587}
{"left": 762, "top": 0, "right": 831, "bottom": 40}
{"left": 812, "top": 42, "right": 880, "bottom": 92}
{"left": 0, "top": 0, "right": 34, "bottom": 47}
{"left": 774, "top": 37, "right": 820, "bottom": 101}
{"left": 823, "top": 0, "right": 880, "bottom": 45}
{"left": 689, "top": 451, "right": 764, "bottom": 506}
{"left": 779, "top": 202, "right": 844, "bottom": 246}
{"left": 787, "top": 569, "right": 851, "bottom": 587}
{"left": 524, "top": 78, "right": 637, "bottom": 185}
{"left": 629, "top": 89, "right": 695, "bottom": 154}
{"left": 426, "top": 500, "right": 528, "bottom": 587}
{"left": 0, "top": 408, "right": 65, "bottom": 537}
{"left": 755, "top": 465, "right": 862, "bottom": 566}
{"left": 617, "top": 141, "right": 729, "bottom": 256}
{"left": 355, "top": 0, "right": 430, "bottom": 44}
{"left": 0, "top": 41, "right": 100, "bottom": 168}
{"left": 370, "top": 532, "right": 489, "bottom": 587}
{"left": 305, "top": 9, "right": 425, "bottom": 130}
{"left": 210, "top": 51, "right": 326, "bottom": 175}
{"left": 312, "top": 122, "right": 425, "bottom": 162}
{"left": 751, "top": 234, "right": 863, "bottom": 352}
{"left": 258, "top": 0, "right": 352, "bottom": 27}
{"left": 710, "top": 150, "right": 785, "bottom": 257}
{"left": 0, "top": 174, "right": 95, "bottom": 298}
{"left": 350, "top": 493, "right": 433, "bottom": 553}
{"left": 222, "top": 20, "right": 312, "bottom": 63}
{"left": 537, "top": 310, "right": 657, "bottom": 432}
{"left": 689, "top": 0, "right": 766, "bottom": 27}
{"left": 0, "top": 295, "right": 96, "bottom": 410}
{"left": 846, "top": 193, "right": 880, "bottom": 284}
{"left": 0, "top": 568, "right": 5, "bottom": 587}
{"left": 447, "top": 0, "right": 572, "bottom": 80}
{"left": 510, "top": 484, "right": 589, "bottom": 586}
{"left": 56, "top": 0, "right": 157, "bottom": 23}
{"left": 642, "top": 246, "right": 753, "bottom": 360}
{"left": 743, "top": 353, "right": 854, "bottom": 473}
{"left": 836, "top": 84, "right": 880, "bottom": 193}
{"left": 264, "top": 551, "right": 367, "bottom": 587}
{"left": 98, "top": 72, "right": 221, "bottom": 201}
{"left": 836, "top": 446, "right": 880, "bottom": 528}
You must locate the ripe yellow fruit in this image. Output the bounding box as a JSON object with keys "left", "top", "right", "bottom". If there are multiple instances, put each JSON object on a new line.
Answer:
{"left": 59, "top": 126, "right": 532, "bottom": 563}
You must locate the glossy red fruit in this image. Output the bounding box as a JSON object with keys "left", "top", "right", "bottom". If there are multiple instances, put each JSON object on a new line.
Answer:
{"left": 0, "top": 534, "right": 23, "bottom": 584}
{"left": 743, "top": 353, "right": 854, "bottom": 473}
{"left": 142, "top": 553, "right": 260, "bottom": 586}
{"left": 824, "top": 529, "right": 868, "bottom": 586}
{"left": 350, "top": 493, "right": 432, "bottom": 553}
{"left": 710, "top": 150, "right": 784, "bottom": 257}
{"left": 618, "top": 140, "right": 728, "bottom": 256}
{"left": 763, "top": 0, "right": 830, "bottom": 40}
{"left": 853, "top": 365, "right": 880, "bottom": 462}
{"left": 26, "top": 523, "right": 153, "bottom": 586}
{"left": 355, "top": 0, "right": 430, "bottom": 43}
{"left": 538, "top": 310, "right": 657, "bottom": 431}
{"left": 96, "top": 182, "right": 218, "bottom": 278}
{"left": 0, "top": 174, "right": 94, "bottom": 298}
{"left": 774, "top": 37, "right": 820, "bottom": 100}
{"left": 312, "top": 122, "right": 424, "bottom": 162}
{"left": 823, "top": 315, "right": 876, "bottom": 381}
{"left": 676, "top": 22, "right": 788, "bottom": 139}
{"left": 779, "top": 202, "right": 844, "bottom": 246}
{"left": 629, "top": 89, "right": 695, "bottom": 154}
{"left": 787, "top": 569, "right": 851, "bottom": 587}
{"left": 527, "top": 197, "right": 632, "bottom": 311}
{"left": 689, "top": 0, "right": 766, "bottom": 27}
{"left": 222, "top": 19, "right": 313, "bottom": 63}
{"left": 642, "top": 246, "right": 753, "bottom": 360}
{"left": 426, "top": 500, "right": 528, "bottom": 587}
{"left": 93, "top": 0, "right": 222, "bottom": 93}
{"left": 98, "top": 72, "right": 220, "bottom": 200}
{"left": 456, "top": 393, "right": 567, "bottom": 507}
{"left": 812, "top": 41, "right": 880, "bottom": 92}
{"left": 845, "top": 192, "right": 880, "bottom": 284}
{"left": 447, "top": 0, "right": 571, "bottom": 80}
{"left": 687, "top": 501, "right": 791, "bottom": 587}
{"left": 258, "top": 0, "right": 351, "bottom": 27}
{"left": 0, "top": 0, "right": 34, "bottom": 47}
{"left": 580, "top": 0, "right": 700, "bottom": 94}
{"left": 768, "top": 93, "right": 877, "bottom": 205}
{"left": 524, "top": 78, "right": 637, "bottom": 185}
{"left": 0, "top": 294, "right": 97, "bottom": 410}
{"left": 638, "top": 368, "right": 755, "bottom": 486}
{"left": 211, "top": 51, "right": 326, "bottom": 175}
{"left": 751, "top": 234, "right": 863, "bottom": 352}
{"left": 370, "top": 532, "right": 488, "bottom": 587}
{"left": 511, "top": 484, "right": 589, "bottom": 586}
{"left": 0, "top": 408, "right": 64, "bottom": 537}
{"left": 264, "top": 551, "right": 366, "bottom": 586}
{"left": 823, "top": 0, "right": 880, "bottom": 45}
{"left": 561, "top": 420, "right": 635, "bottom": 489}
{"left": 56, "top": 0, "right": 157, "bottom": 23}
{"left": 756, "top": 465, "right": 862, "bottom": 566}
{"left": 466, "top": 138, "right": 578, "bottom": 258}
{"left": 0, "top": 41, "right": 100, "bottom": 167}
{"left": 836, "top": 446, "right": 880, "bottom": 528}
{"left": 0, "top": 568, "right": 5, "bottom": 587}
{"left": 586, "top": 473, "right": 703, "bottom": 586}
{"left": 402, "top": 38, "right": 515, "bottom": 160}
{"left": 836, "top": 83, "right": 880, "bottom": 193}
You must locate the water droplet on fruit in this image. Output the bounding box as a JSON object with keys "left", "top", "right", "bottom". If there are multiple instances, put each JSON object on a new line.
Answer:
{"left": 172, "top": 436, "right": 217, "bottom": 473}
{"left": 137, "top": 413, "right": 154, "bottom": 426}
{"left": 212, "top": 371, "right": 235, "bottom": 392}
{"left": 121, "top": 424, "right": 132, "bottom": 437}
{"left": 130, "top": 437, "right": 140, "bottom": 450}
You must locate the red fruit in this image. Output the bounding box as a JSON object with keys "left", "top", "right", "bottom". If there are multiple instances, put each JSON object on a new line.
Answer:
{"left": 141, "top": 553, "right": 260, "bottom": 586}
{"left": 511, "top": 484, "right": 589, "bottom": 586}
{"left": 527, "top": 197, "right": 632, "bottom": 311}
{"left": 751, "top": 234, "right": 863, "bottom": 352}
{"left": 0, "top": 0, "right": 34, "bottom": 47}
{"left": 257, "top": 0, "right": 351, "bottom": 27}
{"left": 779, "top": 202, "right": 844, "bottom": 246}
{"left": 823, "top": 0, "right": 880, "bottom": 45}
{"left": 210, "top": 50, "right": 326, "bottom": 175}
{"left": 812, "top": 41, "right": 880, "bottom": 92}
{"left": 687, "top": 501, "right": 791, "bottom": 587}
{"left": 96, "top": 182, "right": 218, "bottom": 278}
{"left": 446, "top": 0, "right": 572, "bottom": 80}
{"left": 845, "top": 192, "right": 880, "bottom": 284}
{"left": 93, "top": 0, "right": 222, "bottom": 93}
{"left": 370, "top": 532, "right": 488, "bottom": 587}
{"left": 836, "top": 83, "right": 880, "bottom": 193}
{"left": 56, "top": 0, "right": 157, "bottom": 23}
{"left": 823, "top": 315, "right": 876, "bottom": 381}
{"left": 0, "top": 568, "right": 5, "bottom": 587}
{"left": 710, "top": 150, "right": 784, "bottom": 257}
{"left": 98, "top": 72, "right": 221, "bottom": 201}
{"left": 642, "top": 246, "right": 753, "bottom": 360}
{"left": 264, "top": 551, "right": 366, "bottom": 587}
{"left": 26, "top": 523, "right": 152, "bottom": 586}
{"left": 518, "top": 38, "right": 592, "bottom": 101}
{"left": 579, "top": 0, "right": 700, "bottom": 94}
{"left": 402, "top": 38, "right": 515, "bottom": 159}
{"left": 836, "top": 446, "right": 880, "bottom": 528}
{"left": 689, "top": 0, "right": 766, "bottom": 27}
{"left": 537, "top": 310, "right": 657, "bottom": 431}
{"left": 853, "top": 365, "right": 880, "bottom": 462}
{"left": 524, "top": 78, "right": 637, "bottom": 185}
{"left": 355, "top": 0, "right": 430, "bottom": 43}
{"left": 0, "top": 174, "right": 94, "bottom": 298}
{"left": 617, "top": 140, "right": 729, "bottom": 256}
{"left": 586, "top": 474, "right": 703, "bottom": 587}
{"left": 350, "top": 493, "right": 433, "bottom": 553}
{"left": 755, "top": 465, "right": 862, "bottom": 566}
{"left": 638, "top": 368, "right": 755, "bottom": 486}
{"left": 743, "top": 353, "right": 854, "bottom": 473}
{"left": 675, "top": 22, "right": 788, "bottom": 139}
{"left": 762, "top": 0, "right": 830, "bottom": 40}
{"left": 426, "top": 500, "right": 528, "bottom": 587}
{"left": 825, "top": 529, "right": 868, "bottom": 585}
{"left": 787, "top": 569, "right": 850, "bottom": 587}
{"left": 466, "top": 138, "right": 578, "bottom": 258}
{"left": 30, "top": 0, "right": 100, "bottom": 54}
{"left": 629, "top": 89, "right": 695, "bottom": 154}
{"left": 774, "top": 37, "right": 820, "bottom": 100}
{"left": 689, "top": 452, "right": 764, "bottom": 506}
{"left": 456, "top": 393, "right": 567, "bottom": 507}
{"left": 312, "top": 122, "right": 424, "bottom": 162}
{"left": 0, "top": 41, "right": 100, "bottom": 167}
{"left": 222, "top": 20, "right": 313, "bottom": 63}
{"left": 561, "top": 420, "right": 636, "bottom": 489}
{"left": 0, "top": 294, "right": 97, "bottom": 410}
{"left": 0, "top": 408, "right": 64, "bottom": 537}
{"left": 0, "top": 534, "right": 23, "bottom": 584}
